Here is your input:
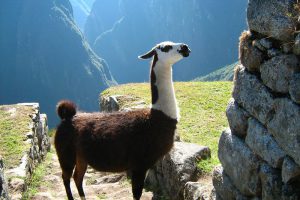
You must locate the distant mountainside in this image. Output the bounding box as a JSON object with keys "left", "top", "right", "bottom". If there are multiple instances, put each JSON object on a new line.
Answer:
{"left": 85, "top": 0, "right": 247, "bottom": 83}
{"left": 194, "top": 62, "right": 238, "bottom": 82}
{"left": 0, "top": 0, "right": 116, "bottom": 127}
{"left": 69, "top": 0, "right": 95, "bottom": 30}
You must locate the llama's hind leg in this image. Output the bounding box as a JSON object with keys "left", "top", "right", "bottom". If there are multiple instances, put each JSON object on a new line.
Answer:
{"left": 131, "top": 169, "right": 148, "bottom": 200}
{"left": 73, "top": 157, "right": 88, "bottom": 200}
{"left": 62, "top": 166, "right": 75, "bottom": 200}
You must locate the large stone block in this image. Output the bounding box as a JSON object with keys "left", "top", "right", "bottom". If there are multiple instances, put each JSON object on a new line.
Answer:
{"left": 259, "top": 163, "right": 282, "bottom": 200}
{"left": 267, "top": 98, "right": 300, "bottom": 165}
{"left": 246, "top": 118, "right": 285, "bottom": 168}
{"left": 289, "top": 73, "right": 300, "bottom": 104}
{"left": 146, "top": 142, "right": 211, "bottom": 200}
{"left": 226, "top": 98, "right": 250, "bottom": 138}
{"left": 218, "top": 129, "right": 261, "bottom": 196}
{"left": 233, "top": 65, "right": 275, "bottom": 125}
{"left": 213, "top": 165, "right": 250, "bottom": 200}
{"left": 293, "top": 33, "right": 300, "bottom": 55}
{"left": 282, "top": 181, "right": 300, "bottom": 200}
{"left": 239, "top": 31, "right": 264, "bottom": 72}
{"left": 267, "top": 98, "right": 300, "bottom": 166}
{"left": 282, "top": 156, "right": 300, "bottom": 184}
{"left": 247, "top": 0, "right": 297, "bottom": 42}
{"left": 0, "top": 158, "right": 9, "bottom": 200}
{"left": 260, "top": 55, "right": 300, "bottom": 93}
{"left": 183, "top": 182, "right": 213, "bottom": 200}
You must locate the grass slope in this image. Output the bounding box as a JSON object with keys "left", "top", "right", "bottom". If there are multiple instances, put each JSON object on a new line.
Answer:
{"left": 194, "top": 62, "right": 238, "bottom": 82}
{"left": 0, "top": 105, "right": 33, "bottom": 168}
{"left": 102, "top": 81, "right": 233, "bottom": 172}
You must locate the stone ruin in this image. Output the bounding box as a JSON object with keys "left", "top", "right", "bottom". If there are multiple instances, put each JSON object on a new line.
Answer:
{"left": 0, "top": 103, "right": 50, "bottom": 200}
{"left": 213, "top": 0, "right": 300, "bottom": 199}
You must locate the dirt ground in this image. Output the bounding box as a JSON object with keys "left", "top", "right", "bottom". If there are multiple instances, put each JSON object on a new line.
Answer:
{"left": 30, "top": 152, "right": 153, "bottom": 200}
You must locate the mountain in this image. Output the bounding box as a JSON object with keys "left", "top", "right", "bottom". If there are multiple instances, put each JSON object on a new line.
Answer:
{"left": 69, "top": 0, "right": 95, "bottom": 31}
{"left": 194, "top": 62, "right": 238, "bottom": 82}
{"left": 84, "top": 0, "right": 247, "bottom": 83}
{"left": 0, "top": 0, "right": 116, "bottom": 127}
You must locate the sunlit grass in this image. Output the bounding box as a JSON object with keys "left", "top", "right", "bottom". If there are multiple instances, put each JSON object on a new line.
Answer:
{"left": 101, "top": 81, "right": 233, "bottom": 173}
{"left": 0, "top": 105, "right": 33, "bottom": 168}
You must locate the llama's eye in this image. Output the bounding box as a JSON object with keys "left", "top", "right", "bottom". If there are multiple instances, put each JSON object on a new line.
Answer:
{"left": 159, "top": 45, "right": 173, "bottom": 52}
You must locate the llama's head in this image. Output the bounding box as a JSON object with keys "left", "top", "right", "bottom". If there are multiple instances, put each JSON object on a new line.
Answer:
{"left": 138, "top": 41, "right": 191, "bottom": 64}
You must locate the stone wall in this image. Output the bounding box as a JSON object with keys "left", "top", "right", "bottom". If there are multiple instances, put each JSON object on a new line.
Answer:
{"left": 100, "top": 94, "right": 211, "bottom": 200}
{"left": 214, "top": 0, "right": 300, "bottom": 199}
{"left": 0, "top": 158, "right": 9, "bottom": 199}
{"left": 0, "top": 103, "right": 50, "bottom": 200}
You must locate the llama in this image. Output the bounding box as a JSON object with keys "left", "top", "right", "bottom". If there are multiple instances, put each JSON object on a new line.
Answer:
{"left": 55, "top": 41, "right": 191, "bottom": 200}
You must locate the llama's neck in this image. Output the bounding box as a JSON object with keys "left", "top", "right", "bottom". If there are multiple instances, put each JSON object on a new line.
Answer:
{"left": 150, "top": 58, "right": 179, "bottom": 120}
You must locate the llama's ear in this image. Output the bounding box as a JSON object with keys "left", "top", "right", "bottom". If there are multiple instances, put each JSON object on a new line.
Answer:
{"left": 138, "top": 49, "right": 156, "bottom": 59}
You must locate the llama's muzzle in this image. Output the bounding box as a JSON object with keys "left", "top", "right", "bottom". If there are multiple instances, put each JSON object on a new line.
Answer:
{"left": 178, "top": 44, "right": 191, "bottom": 57}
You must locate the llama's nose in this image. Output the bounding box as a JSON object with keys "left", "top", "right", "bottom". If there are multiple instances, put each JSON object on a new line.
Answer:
{"left": 182, "top": 44, "right": 191, "bottom": 53}
{"left": 179, "top": 44, "right": 191, "bottom": 57}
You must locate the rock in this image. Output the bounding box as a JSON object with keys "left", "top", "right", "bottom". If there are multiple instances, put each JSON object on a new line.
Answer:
{"left": 183, "top": 182, "right": 211, "bottom": 200}
{"left": 282, "top": 43, "right": 293, "bottom": 54}
{"left": 252, "top": 39, "right": 265, "bottom": 51}
{"left": 239, "top": 31, "right": 264, "bottom": 72}
{"left": 26, "top": 132, "right": 34, "bottom": 139}
{"left": 0, "top": 159, "right": 9, "bottom": 200}
{"left": 267, "top": 48, "right": 281, "bottom": 58}
{"left": 247, "top": 0, "right": 297, "bottom": 42}
{"left": 259, "top": 163, "right": 282, "bottom": 200}
{"left": 218, "top": 129, "right": 261, "bottom": 196}
{"left": 226, "top": 98, "right": 250, "bottom": 138}
{"left": 100, "top": 95, "right": 148, "bottom": 112}
{"left": 146, "top": 142, "right": 211, "bottom": 200}
{"left": 260, "top": 38, "right": 273, "bottom": 50}
{"left": 100, "top": 95, "right": 120, "bottom": 112}
{"left": 289, "top": 73, "right": 300, "bottom": 104}
{"left": 293, "top": 33, "right": 300, "bottom": 55}
{"left": 267, "top": 98, "right": 300, "bottom": 166}
{"left": 8, "top": 177, "right": 25, "bottom": 193}
{"left": 233, "top": 65, "right": 275, "bottom": 125}
{"left": 282, "top": 156, "right": 300, "bottom": 184}
{"left": 212, "top": 165, "right": 252, "bottom": 200}
{"left": 260, "top": 55, "right": 300, "bottom": 93}
{"left": 281, "top": 181, "right": 300, "bottom": 200}
{"left": 245, "top": 118, "right": 285, "bottom": 168}
{"left": 95, "top": 173, "right": 125, "bottom": 184}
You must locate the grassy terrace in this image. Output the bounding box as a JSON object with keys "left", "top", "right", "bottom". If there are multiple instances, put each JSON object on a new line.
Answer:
{"left": 0, "top": 104, "right": 33, "bottom": 168}
{"left": 102, "top": 81, "right": 233, "bottom": 173}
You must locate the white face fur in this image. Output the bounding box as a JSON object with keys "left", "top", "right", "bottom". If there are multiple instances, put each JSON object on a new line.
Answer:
{"left": 139, "top": 41, "right": 191, "bottom": 65}
{"left": 155, "top": 41, "right": 187, "bottom": 64}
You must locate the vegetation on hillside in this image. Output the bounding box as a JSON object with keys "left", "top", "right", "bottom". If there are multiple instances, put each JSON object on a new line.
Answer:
{"left": 0, "top": 105, "right": 33, "bottom": 168}
{"left": 102, "top": 81, "right": 233, "bottom": 173}
{"left": 22, "top": 150, "right": 53, "bottom": 200}
{"left": 194, "top": 62, "right": 238, "bottom": 82}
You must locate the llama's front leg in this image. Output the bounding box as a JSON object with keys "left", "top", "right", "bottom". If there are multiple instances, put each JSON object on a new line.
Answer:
{"left": 73, "top": 157, "right": 88, "bottom": 200}
{"left": 131, "top": 169, "right": 147, "bottom": 200}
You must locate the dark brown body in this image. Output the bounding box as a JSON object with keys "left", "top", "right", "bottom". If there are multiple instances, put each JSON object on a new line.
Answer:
{"left": 55, "top": 105, "right": 177, "bottom": 200}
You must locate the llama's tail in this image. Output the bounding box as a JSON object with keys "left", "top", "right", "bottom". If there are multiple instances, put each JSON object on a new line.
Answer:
{"left": 56, "top": 100, "right": 77, "bottom": 120}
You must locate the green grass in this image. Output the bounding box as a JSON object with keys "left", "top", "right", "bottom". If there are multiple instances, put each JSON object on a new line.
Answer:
{"left": 48, "top": 129, "right": 56, "bottom": 137}
{"left": 101, "top": 81, "right": 233, "bottom": 173}
{"left": 22, "top": 150, "right": 53, "bottom": 200}
{"left": 0, "top": 105, "right": 34, "bottom": 168}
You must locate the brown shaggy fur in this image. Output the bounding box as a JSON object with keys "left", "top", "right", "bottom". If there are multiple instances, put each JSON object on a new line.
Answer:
{"left": 239, "top": 30, "right": 264, "bottom": 72}
{"left": 55, "top": 101, "right": 177, "bottom": 200}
